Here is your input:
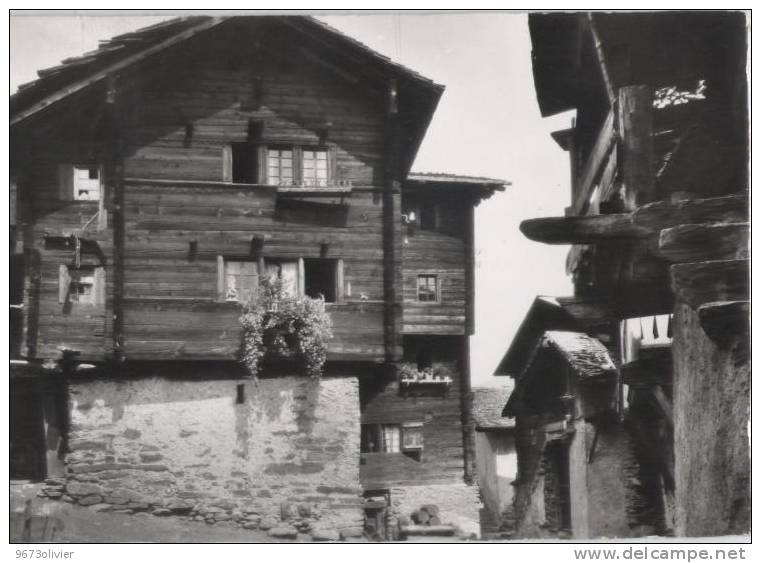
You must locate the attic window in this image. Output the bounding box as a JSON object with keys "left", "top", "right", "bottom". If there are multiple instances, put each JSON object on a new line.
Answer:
{"left": 302, "top": 149, "right": 329, "bottom": 187}
{"left": 231, "top": 143, "right": 258, "bottom": 184}
{"left": 267, "top": 147, "right": 294, "bottom": 186}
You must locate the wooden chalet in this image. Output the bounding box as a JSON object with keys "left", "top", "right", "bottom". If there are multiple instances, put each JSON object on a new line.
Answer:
{"left": 9, "top": 16, "right": 504, "bottom": 540}
{"left": 499, "top": 11, "right": 748, "bottom": 538}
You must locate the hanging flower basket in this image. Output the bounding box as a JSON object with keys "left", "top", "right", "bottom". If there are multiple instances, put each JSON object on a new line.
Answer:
{"left": 240, "top": 276, "right": 332, "bottom": 379}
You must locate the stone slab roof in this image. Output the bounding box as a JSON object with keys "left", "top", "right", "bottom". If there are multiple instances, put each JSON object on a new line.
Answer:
{"left": 472, "top": 383, "right": 515, "bottom": 430}
{"left": 543, "top": 330, "right": 617, "bottom": 379}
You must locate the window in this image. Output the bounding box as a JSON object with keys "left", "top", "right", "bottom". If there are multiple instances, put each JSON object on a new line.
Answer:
{"left": 361, "top": 423, "right": 423, "bottom": 454}
{"left": 58, "top": 265, "right": 104, "bottom": 305}
{"left": 224, "top": 260, "right": 259, "bottom": 302}
{"left": 302, "top": 149, "right": 329, "bottom": 187}
{"left": 304, "top": 258, "right": 343, "bottom": 303}
{"left": 267, "top": 147, "right": 294, "bottom": 186}
{"left": 264, "top": 258, "right": 300, "bottom": 298}
{"left": 401, "top": 422, "right": 424, "bottom": 451}
{"left": 59, "top": 165, "right": 101, "bottom": 201}
{"left": 230, "top": 143, "right": 258, "bottom": 184}
{"left": 419, "top": 202, "right": 437, "bottom": 230}
{"left": 417, "top": 274, "right": 438, "bottom": 302}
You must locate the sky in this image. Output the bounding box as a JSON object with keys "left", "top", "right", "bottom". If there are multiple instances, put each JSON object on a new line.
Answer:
{"left": 9, "top": 11, "right": 574, "bottom": 387}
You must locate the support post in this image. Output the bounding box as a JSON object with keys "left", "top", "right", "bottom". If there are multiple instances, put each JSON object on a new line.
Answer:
{"left": 383, "top": 79, "right": 403, "bottom": 362}
{"left": 618, "top": 86, "right": 655, "bottom": 209}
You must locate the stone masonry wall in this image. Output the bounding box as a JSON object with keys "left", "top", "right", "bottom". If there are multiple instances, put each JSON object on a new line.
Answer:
{"left": 673, "top": 302, "right": 750, "bottom": 537}
{"left": 41, "top": 375, "right": 363, "bottom": 540}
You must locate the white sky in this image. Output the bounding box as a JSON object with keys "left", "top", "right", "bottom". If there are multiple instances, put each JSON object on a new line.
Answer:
{"left": 9, "top": 11, "right": 574, "bottom": 386}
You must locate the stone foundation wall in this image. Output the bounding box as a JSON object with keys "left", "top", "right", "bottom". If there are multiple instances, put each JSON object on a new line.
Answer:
{"left": 673, "top": 302, "right": 750, "bottom": 536}
{"left": 42, "top": 374, "right": 363, "bottom": 539}
{"left": 390, "top": 482, "right": 482, "bottom": 539}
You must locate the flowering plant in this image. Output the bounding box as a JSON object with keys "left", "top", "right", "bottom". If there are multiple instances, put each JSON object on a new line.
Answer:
{"left": 240, "top": 276, "right": 332, "bottom": 379}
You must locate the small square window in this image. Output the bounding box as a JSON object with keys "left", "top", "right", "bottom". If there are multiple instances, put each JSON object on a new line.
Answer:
{"left": 417, "top": 274, "right": 438, "bottom": 302}
{"left": 60, "top": 266, "right": 103, "bottom": 305}
{"left": 72, "top": 165, "right": 101, "bottom": 201}
{"left": 402, "top": 422, "right": 424, "bottom": 451}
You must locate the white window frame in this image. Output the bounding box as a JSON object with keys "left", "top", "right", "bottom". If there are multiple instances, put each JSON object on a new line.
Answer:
{"left": 417, "top": 274, "right": 439, "bottom": 303}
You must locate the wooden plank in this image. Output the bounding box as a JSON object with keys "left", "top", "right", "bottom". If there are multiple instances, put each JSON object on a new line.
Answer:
{"left": 633, "top": 193, "right": 748, "bottom": 231}
{"left": 670, "top": 259, "right": 749, "bottom": 310}
{"left": 618, "top": 85, "right": 655, "bottom": 209}
{"left": 658, "top": 222, "right": 749, "bottom": 263}
{"left": 520, "top": 213, "right": 648, "bottom": 244}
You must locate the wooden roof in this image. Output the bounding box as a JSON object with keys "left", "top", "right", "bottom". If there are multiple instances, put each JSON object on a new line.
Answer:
{"left": 528, "top": 11, "right": 748, "bottom": 117}
{"left": 405, "top": 172, "right": 508, "bottom": 201}
{"left": 10, "top": 16, "right": 444, "bottom": 175}
{"left": 493, "top": 295, "right": 614, "bottom": 377}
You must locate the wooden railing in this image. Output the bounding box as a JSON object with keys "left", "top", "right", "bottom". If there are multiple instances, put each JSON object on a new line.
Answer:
{"left": 570, "top": 105, "right": 618, "bottom": 216}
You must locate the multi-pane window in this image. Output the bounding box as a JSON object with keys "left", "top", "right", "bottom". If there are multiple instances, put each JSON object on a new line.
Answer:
{"left": 417, "top": 274, "right": 438, "bottom": 302}
{"left": 302, "top": 149, "right": 329, "bottom": 187}
{"left": 381, "top": 425, "right": 400, "bottom": 453}
{"left": 225, "top": 260, "right": 259, "bottom": 302}
{"left": 360, "top": 423, "right": 423, "bottom": 454}
{"left": 267, "top": 148, "right": 294, "bottom": 186}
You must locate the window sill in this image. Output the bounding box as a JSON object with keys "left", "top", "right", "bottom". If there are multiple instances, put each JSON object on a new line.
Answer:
{"left": 276, "top": 185, "right": 353, "bottom": 197}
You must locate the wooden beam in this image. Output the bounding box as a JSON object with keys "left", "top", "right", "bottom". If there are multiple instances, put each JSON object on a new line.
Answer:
{"left": 520, "top": 213, "right": 648, "bottom": 244}
{"left": 697, "top": 300, "right": 750, "bottom": 344}
{"left": 586, "top": 14, "right": 616, "bottom": 105}
{"left": 11, "top": 18, "right": 227, "bottom": 126}
{"left": 658, "top": 222, "right": 749, "bottom": 263}
{"left": 670, "top": 259, "right": 749, "bottom": 310}
{"left": 571, "top": 106, "right": 617, "bottom": 215}
{"left": 618, "top": 86, "right": 655, "bottom": 209}
{"left": 633, "top": 194, "right": 748, "bottom": 231}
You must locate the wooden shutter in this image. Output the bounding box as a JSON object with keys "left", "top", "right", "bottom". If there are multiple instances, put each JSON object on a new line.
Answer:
{"left": 222, "top": 145, "right": 233, "bottom": 183}
{"left": 58, "top": 265, "right": 71, "bottom": 303}
{"left": 257, "top": 145, "right": 268, "bottom": 184}
{"left": 94, "top": 267, "right": 106, "bottom": 306}
{"left": 58, "top": 165, "right": 73, "bottom": 201}
{"left": 328, "top": 145, "right": 338, "bottom": 185}
{"left": 297, "top": 258, "right": 305, "bottom": 297}
{"left": 216, "top": 255, "right": 225, "bottom": 302}
{"left": 335, "top": 259, "right": 344, "bottom": 303}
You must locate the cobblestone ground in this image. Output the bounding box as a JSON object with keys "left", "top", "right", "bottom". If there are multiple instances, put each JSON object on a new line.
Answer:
{"left": 10, "top": 482, "right": 286, "bottom": 543}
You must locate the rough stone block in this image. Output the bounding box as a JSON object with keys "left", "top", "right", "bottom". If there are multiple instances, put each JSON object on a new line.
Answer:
{"left": 268, "top": 526, "right": 298, "bottom": 539}
{"left": 123, "top": 428, "right": 141, "bottom": 440}
{"left": 339, "top": 527, "right": 364, "bottom": 540}
{"left": 66, "top": 482, "right": 102, "bottom": 497}
{"left": 139, "top": 452, "right": 163, "bottom": 463}
{"left": 78, "top": 495, "right": 103, "bottom": 506}
{"left": 152, "top": 508, "right": 172, "bottom": 517}
{"left": 258, "top": 519, "right": 276, "bottom": 531}
{"left": 311, "top": 528, "right": 340, "bottom": 542}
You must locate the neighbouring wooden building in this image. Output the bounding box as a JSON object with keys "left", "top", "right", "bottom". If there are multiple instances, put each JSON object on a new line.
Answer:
{"left": 471, "top": 385, "right": 517, "bottom": 539}
{"left": 498, "top": 11, "right": 748, "bottom": 538}
{"left": 9, "top": 16, "right": 504, "bottom": 540}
